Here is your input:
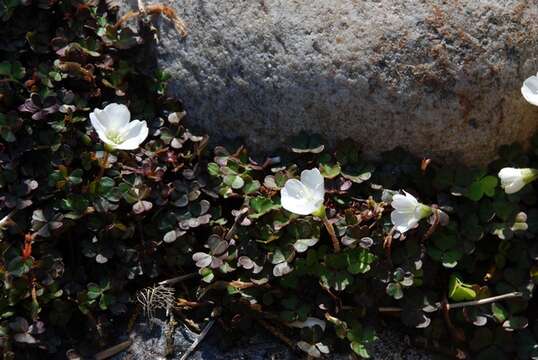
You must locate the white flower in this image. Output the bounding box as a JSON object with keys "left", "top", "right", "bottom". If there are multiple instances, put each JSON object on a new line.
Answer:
{"left": 522, "top": 73, "right": 538, "bottom": 106}
{"left": 498, "top": 167, "right": 538, "bottom": 194}
{"left": 390, "top": 191, "right": 432, "bottom": 233}
{"left": 90, "top": 103, "right": 148, "bottom": 150}
{"left": 280, "top": 168, "right": 325, "bottom": 215}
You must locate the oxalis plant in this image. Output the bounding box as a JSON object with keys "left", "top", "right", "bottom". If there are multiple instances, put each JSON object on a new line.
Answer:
{"left": 0, "top": 1, "right": 211, "bottom": 358}
{"left": 3, "top": 1, "right": 538, "bottom": 360}
{"left": 198, "top": 81, "right": 538, "bottom": 359}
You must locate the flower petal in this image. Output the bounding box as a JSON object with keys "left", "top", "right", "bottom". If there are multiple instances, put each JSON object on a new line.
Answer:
{"left": 281, "top": 179, "right": 319, "bottom": 215}
{"left": 498, "top": 167, "right": 521, "bottom": 182}
{"left": 502, "top": 179, "right": 525, "bottom": 194}
{"left": 391, "top": 193, "right": 417, "bottom": 211}
{"left": 300, "top": 168, "right": 324, "bottom": 197}
{"left": 90, "top": 113, "right": 116, "bottom": 147}
{"left": 100, "top": 103, "right": 131, "bottom": 130}
{"left": 391, "top": 210, "right": 418, "bottom": 233}
{"left": 522, "top": 74, "right": 538, "bottom": 106}
{"left": 90, "top": 111, "right": 106, "bottom": 135}
{"left": 498, "top": 167, "right": 526, "bottom": 194}
{"left": 115, "top": 120, "right": 149, "bottom": 150}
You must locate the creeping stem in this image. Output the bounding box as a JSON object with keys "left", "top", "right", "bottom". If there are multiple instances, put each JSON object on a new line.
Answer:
{"left": 322, "top": 216, "right": 341, "bottom": 253}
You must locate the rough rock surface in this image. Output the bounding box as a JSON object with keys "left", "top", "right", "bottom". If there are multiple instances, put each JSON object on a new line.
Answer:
{"left": 121, "top": 0, "right": 538, "bottom": 164}
{"left": 111, "top": 317, "right": 433, "bottom": 360}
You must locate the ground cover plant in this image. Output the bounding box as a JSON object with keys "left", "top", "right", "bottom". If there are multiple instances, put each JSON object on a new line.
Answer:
{"left": 2, "top": 1, "right": 538, "bottom": 359}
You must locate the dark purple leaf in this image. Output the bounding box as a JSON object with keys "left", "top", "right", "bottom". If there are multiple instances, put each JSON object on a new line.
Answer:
{"left": 132, "top": 200, "right": 152, "bottom": 214}
{"left": 192, "top": 252, "right": 212, "bottom": 268}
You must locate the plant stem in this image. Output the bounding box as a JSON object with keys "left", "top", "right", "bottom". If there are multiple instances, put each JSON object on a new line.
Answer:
{"left": 378, "top": 291, "right": 524, "bottom": 313}
{"left": 96, "top": 150, "right": 110, "bottom": 182}
{"left": 95, "top": 150, "right": 110, "bottom": 184}
{"left": 322, "top": 216, "right": 341, "bottom": 253}
{"left": 0, "top": 209, "right": 17, "bottom": 228}
{"left": 446, "top": 291, "right": 523, "bottom": 310}
{"left": 257, "top": 318, "right": 296, "bottom": 351}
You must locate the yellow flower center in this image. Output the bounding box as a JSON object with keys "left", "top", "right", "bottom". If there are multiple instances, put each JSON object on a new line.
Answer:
{"left": 106, "top": 130, "right": 124, "bottom": 144}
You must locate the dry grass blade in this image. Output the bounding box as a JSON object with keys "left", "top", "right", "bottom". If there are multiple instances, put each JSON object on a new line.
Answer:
{"left": 136, "top": 284, "right": 175, "bottom": 323}
{"left": 115, "top": 4, "right": 188, "bottom": 37}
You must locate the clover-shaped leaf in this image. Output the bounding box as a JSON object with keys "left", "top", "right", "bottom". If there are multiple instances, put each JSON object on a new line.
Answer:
{"left": 249, "top": 196, "right": 280, "bottom": 219}
{"left": 0, "top": 60, "right": 25, "bottom": 80}
{"left": 341, "top": 164, "right": 373, "bottom": 184}
{"left": 448, "top": 274, "right": 476, "bottom": 302}
{"left": 319, "top": 154, "right": 341, "bottom": 179}
{"left": 465, "top": 175, "right": 498, "bottom": 201}
{"left": 290, "top": 132, "right": 325, "bottom": 154}
{"left": 31, "top": 208, "right": 63, "bottom": 237}
{"left": 502, "top": 316, "right": 528, "bottom": 331}
{"left": 346, "top": 248, "right": 376, "bottom": 274}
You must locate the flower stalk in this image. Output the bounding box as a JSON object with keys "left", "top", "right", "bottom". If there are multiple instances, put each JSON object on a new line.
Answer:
{"left": 96, "top": 150, "right": 109, "bottom": 182}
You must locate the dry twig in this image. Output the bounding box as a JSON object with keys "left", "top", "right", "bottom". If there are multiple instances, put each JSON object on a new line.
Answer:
{"left": 94, "top": 340, "right": 132, "bottom": 360}
{"left": 179, "top": 319, "right": 215, "bottom": 360}
{"left": 158, "top": 273, "right": 197, "bottom": 286}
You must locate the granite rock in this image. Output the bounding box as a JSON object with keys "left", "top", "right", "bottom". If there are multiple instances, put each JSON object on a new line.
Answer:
{"left": 111, "top": 317, "right": 433, "bottom": 360}
{"left": 121, "top": 0, "right": 538, "bottom": 164}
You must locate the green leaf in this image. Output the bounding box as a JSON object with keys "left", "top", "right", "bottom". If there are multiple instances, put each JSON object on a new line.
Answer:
{"left": 290, "top": 132, "right": 325, "bottom": 153}
{"left": 319, "top": 269, "right": 352, "bottom": 291}
{"left": 441, "top": 249, "right": 462, "bottom": 268}
{"left": 346, "top": 249, "right": 375, "bottom": 274}
{"left": 493, "top": 198, "right": 518, "bottom": 222}
{"left": 61, "top": 194, "right": 89, "bottom": 213}
{"left": 491, "top": 303, "right": 508, "bottom": 323}
{"left": 293, "top": 238, "right": 319, "bottom": 253}
{"left": 0, "top": 61, "right": 11, "bottom": 76}
{"left": 320, "top": 157, "right": 341, "bottom": 179}
{"left": 223, "top": 174, "right": 244, "bottom": 189}
{"left": 86, "top": 283, "right": 102, "bottom": 299}
{"left": 207, "top": 163, "right": 220, "bottom": 176}
{"left": 0, "top": 61, "right": 24, "bottom": 80}
{"left": 10, "top": 61, "right": 25, "bottom": 80}
{"left": 448, "top": 274, "right": 476, "bottom": 302}
{"left": 481, "top": 176, "right": 498, "bottom": 197}
{"left": 502, "top": 316, "right": 528, "bottom": 331}
{"left": 99, "top": 293, "right": 113, "bottom": 310}
{"left": 351, "top": 341, "right": 370, "bottom": 358}
{"left": 0, "top": 128, "right": 15, "bottom": 142}
{"left": 386, "top": 283, "right": 403, "bottom": 300}
{"left": 432, "top": 230, "right": 457, "bottom": 251}
{"left": 68, "top": 169, "right": 83, "bottom": 185}
{"left": 341, "top": 164, "right": 373, "bottom": 184}
{"left": 243, "top": 179, "right": 260, "bottom": 194}
{"left": 249, "top": 196, "right": 279, "bottom": 219}
{"left": 465, "top": 175, "right": 498, "bottom": 201}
